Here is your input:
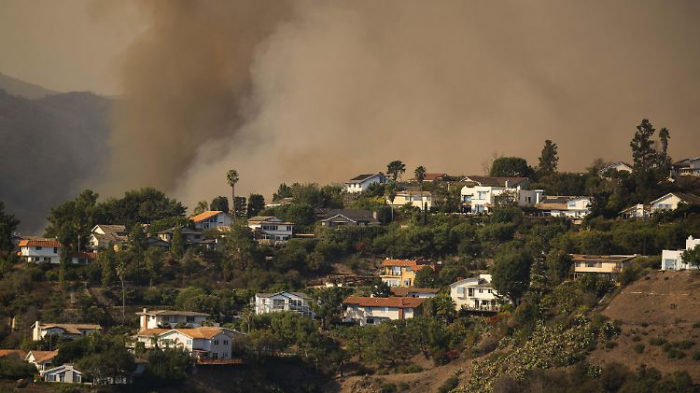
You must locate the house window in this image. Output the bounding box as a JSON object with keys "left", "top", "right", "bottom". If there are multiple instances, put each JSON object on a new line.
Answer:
{"left": 214, "top": 340, "right": 219, "bottom": 345}
{"left": 366, "top": 318, "right": 375, "bottom": 325}
{"left": 479, "top": 289, "right": 483, "bottom": 293}
{"left": 36, "top": 246, "right": 42, "bottom": 250}
{"left": 212, "top": 353, "right": 218, "bottom": 359}
{"left": 223, "top": 340, "right": 229, "bottom": 345}
{"left": 457, "top": 287, "right": 464, "bottom": 294}
{"left": 223, "top": 352, "right": 228, "bottom": 358}
{"left": 468, "top": 288, "right": 474, "bottom": 297}
{"left": 186, "top": 316, "right": 195, "bottom": 323}
{"left": 488, "top": 289, "right": 492, "bottom": 294}
{"left": 53, "top": 247, "right": 58, "bottom": 253}
{"left": 187, "top": 339, "right": 192, "bottom": 345}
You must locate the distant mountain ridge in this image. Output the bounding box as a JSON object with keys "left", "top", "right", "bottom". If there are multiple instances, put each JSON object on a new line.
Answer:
{"left": 0, "top": 74, "right": 112, "bottom": 233}
{"left": 0, "top": 72, "right": 59, "bottom": 99}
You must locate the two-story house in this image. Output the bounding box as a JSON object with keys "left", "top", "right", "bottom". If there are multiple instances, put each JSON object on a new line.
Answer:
{"left": 135, "top": 327, "right": 244, "bottom": 362}
{"left": 342, "top": 296, "right": 424, "bottom": 326}
{"left": 598, "top": 161, "right": 633, "bottom": 177}
{"left": 460, "top": 176, "right": 543, "bottom": 214}
{"left": 449, "top": 274, "right": 500, "bottom": 311}
{"left": 251, "top": 292, "right": 314, "bottom": 318}
{"left": 345, "top": 173, "right": 388, "bottom": 194}
{"left": 26, "top": 350, "right": 58, "bottom": 375}
{"left": 380, "top": 259, "right": 437, "bottom": 287}
{"left": 18, "top": 239, "right": 62, "bottom": 264}
{"left": 535, "top": 196, "right": 592, "bottom": 219}
{"left": 572, "top": 254, "right": 637, "bottom": 281}
{"left": 190, "top": 210, "right": 232, "bottom": 231}
{"left": 32, "top": 321, "right": 102, "bottom": 341}
{"left": 87, "top": 225, "right": 128, "bottom": 251}
{"left": 661, "top": 235, "right": 700, "bottom": 271}
{"left": 386, "top": 191, "right": 439, "bottom": 211}
{"left": 673, "top": 157, "right": 700, "bottom": 177}
{"left": 247, "top": 216, "right": 295, "bottom": 243}
{"left": 137, "top": 309, "right": 210, "bottom": 330}
{"left": 648, "top": 192, "right": 700, "bottom": 212}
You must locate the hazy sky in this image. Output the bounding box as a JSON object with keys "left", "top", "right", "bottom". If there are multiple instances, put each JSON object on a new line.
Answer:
{"left": 0, "top": 0, "right": 144, "bottom": 94}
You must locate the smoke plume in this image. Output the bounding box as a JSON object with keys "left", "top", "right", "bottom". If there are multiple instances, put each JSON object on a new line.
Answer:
{"left": 104, "top": 0, "right": 700, "bottom": 208}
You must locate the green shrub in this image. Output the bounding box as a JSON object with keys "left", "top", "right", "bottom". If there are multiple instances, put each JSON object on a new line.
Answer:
{"left": 438, "top": 376, "right": 460, "bottom": 393}
{"left": 676, "top": 340, "right": 695, "bottom": 350}
{"left": 662, "top": 343, "right": 672, "bottom": 352}
{"left": 605, "top": 341, "right": 618, "bottom": 349}
{"left": 380, "top": 383, "right": 397, "bottom": 393}
{"left": 631, "top": 336, "right": 641, "bottom": 342}
{"left": 692, "top": 322, "right": 700, "bottom": 329}
{"left": 692, "top": 352, "right": 700, "bottom": 361}
{"left": 398, "top": 364, "right": 423, "bottom": 374}
{"left": 641, "top": 322, "right": 649, "bottom": 328}
{"left": 649, "top": 337, "right": 666, "bottom": 346}
{"left": 667, "top": 348, "right": 686, "bottom": 359}
{"left": 634, "top": 344, "right": 645, "bottom": 354}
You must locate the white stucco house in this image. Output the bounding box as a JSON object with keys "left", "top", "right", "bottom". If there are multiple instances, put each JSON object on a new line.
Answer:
{"left": 18, "top": 238, "right": 61, "bottom": 264}
{"left": 252, "top": 292, "right": 314, "bottom": 318}
{"left": 345, "top": 173, "right": 388, "bottom": 194}
{"left": 673, "top": 157, "right": 700, "bottom": 177}
{"left": 449, "top": 274, "right": 501, "bottom": 312}
{"left": 535, "top": 196, "right": 592, "bottom": 219}
{"left": 460, "top": 176, "right": 542, "bottom": 213}
{"left": 32, "top": 321, "right": 102, "bottom": 341}
{"left": 137, "top": 309, "right": 210, "bottom": 330}
{"left": 342, "top": 296, "right": 424, "bottom": 326}
{"left": 620, "top": 204, "right": 652, "bottom": 220}
{"left": 661, "top": 236, "right": 700, "bottom": 270}
{"left": 87, "top": 224, "right": 128, "bottom": 251}
{"left": 26, "top": 350, "right": 58, "bottom": 375}
{"left": 649, "top": 192, "right": 700, "bottom": 212}
{"left": 43, "top": 364, "right": 83, "bottom": 384}
{"left": 135, "top": 327, "right": 243, "bottom": 362}
{"left": 190, "top": 210, "right": 232, "bottom": 230}
{"left": 387, "top": 191, "right": 439, "bottom": 211}
{"left": 318, "top": 209, "right": 379, "bottom": 227}
{"left": 247, "top": 216, "right": 295, "bottom": 243}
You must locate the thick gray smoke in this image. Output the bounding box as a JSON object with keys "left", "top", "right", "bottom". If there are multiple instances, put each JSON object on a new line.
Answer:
{"left": 104, "top": 0, "right": 700, "bottom": 208}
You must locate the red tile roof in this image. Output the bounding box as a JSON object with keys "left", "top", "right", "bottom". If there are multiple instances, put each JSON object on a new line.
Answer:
{"left": 190, "top": 210, "right": 225, "bottom": 223}
{"left": 381, "top": 259, "right": 435, "bottom": 270}
{"left": 18, "top": 239, "right": 61, "bottom": 248}
{"left": 343, "top": 296, "right": 425, "bottom": 308}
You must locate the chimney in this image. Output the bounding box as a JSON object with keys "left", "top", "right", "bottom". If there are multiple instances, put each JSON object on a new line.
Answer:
{"left": 373, "top": 211, "right": 378, "bottom": 220}
{"left": 505, "top": 180, "right": 510, "bottom": 188}
{"left": 141, "top": 308, "right": 148, "bottom": 331}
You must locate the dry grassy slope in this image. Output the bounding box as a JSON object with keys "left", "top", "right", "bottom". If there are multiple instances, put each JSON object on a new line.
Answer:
{"left": 590, "top": 270, "right": 700, "bottom": 380}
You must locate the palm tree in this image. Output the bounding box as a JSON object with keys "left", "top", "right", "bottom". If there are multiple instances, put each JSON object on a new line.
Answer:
{"left": 414, "top": 166, "right": 427, "bottom": 192}
{"left": 226, "top": 169, "right": 239, "bottom": 220}
{"left": 194, "top": 200, "right": 209, "bottom": 215}
{"left": 387, "top": 160, "right": 406, "bottom": 182}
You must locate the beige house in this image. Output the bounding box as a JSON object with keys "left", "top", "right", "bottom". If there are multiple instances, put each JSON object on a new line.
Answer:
{"left": 572, "top": 254, "right": 637, "bottom": 281}
{"left": 26, "top": 350, "right": 58, "bottom": 375}
{"left": 137, "top": 309, "right": 210, "bottom": 330}
{"left": 87, "top": 224, "right": 127, "bottom": 251}
{"left": 342, "top": 296, "right": 424, "bottom": 326}
{"left": 32, "top": 321, "right": 102, "bottom": 341}
{"left": 134, "top": 327, "right": 244, "bottom": 363}
{"left": 387, "top": 191, "right": 438, "bottom": 211}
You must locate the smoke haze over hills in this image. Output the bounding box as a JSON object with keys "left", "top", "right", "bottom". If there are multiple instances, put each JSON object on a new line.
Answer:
{"left": 103, "top": 0, "right": 700, "bottom": 208}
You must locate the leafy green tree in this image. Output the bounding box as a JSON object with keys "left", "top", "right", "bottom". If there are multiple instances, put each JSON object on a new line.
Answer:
{"left": 489, "top": 157, "right": 534, "bottom": 178}
{"left": 209, "top": 196, "right": 229, "bottom": 212}
{"left": 100, "top": 245, "right": 116, "bottom": 286}
{"left": 537, "top": 139, "right": 559, "bottom": 177}
{"left": 116, "top": 253, "right": 127, "bottom": 323}
{"left": 273, "top": 183, "right": 292, "bottom": 201}
{"left": 247, "top": 194, "right": 266, "bottom": 218}
{"left": 0, "top": 202, "right": 19, "bottom": 256}
{"left": 387, "top": 160, "right": 407, "bottom": 182}
{"left": 141, "top": 347, "right": 193, "bottom": 387}
{"left": 45, "top": 189, "right": 99, "bottom": 251}
{"left": 233, "top": 196, "right": 247, "bottom": 218}
{"left": 193, "top": 200, "right": 208, "bottom": 215}
{"left": 144, "top": 247, "right": 165, "bottom": 285}
{"left": 226, "top": 169, "right": 240, "bottom": 219}
{"left": 491, "top": 248, "right": 533, "bottom": 304}
{"left": 682, "top": 246, "right": 700, "bottom": 268}
{"left": 422, "top": 293, "right": 456, "bottom": 325}
{"left": 546, "top": 250, "right": 573, "bottom": 284}
{"left": 310, "top": 287, "right": 352, "bottom": 330}
{"left": 657, "top": 127, "right": 672, "bottom": 173}
{"left": 99, "top": 187, "right": 186, "bottom": 227}
{"left": 170, "top": 227, "right": 184, "bottom": 260}
{"left": 414, "top": 267, "right": 437, "bottom": 288}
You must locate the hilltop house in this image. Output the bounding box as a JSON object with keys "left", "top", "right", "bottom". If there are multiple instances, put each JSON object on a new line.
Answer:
{"left": 649, "top": 192, "right": 700, "bottom": 212}
{"left": 18, "top": 239, "right": 61, "bottom": 264}
{"left": 673, "top": 157, "right": 700, "bottom": 177}
{"left": 661, "top": 236, "right": 700, "bottom": 270}
{"left": 137, "top": 309, "right": 210, "bottom": 330}
{"left": 247, "top": 216, "right": 294, "bottom": 243}
{"left": 190, "top": 210, "right": 232, "bottom": 231}
{"left": 345, "top": 173, "right": 388, "bottom": 194}
{"left": 43, "top": 364, "right": 83, "bottom": 384}
{"left": 387, "top": 191, "right": 439, "bottom": 211}
{"left": 599, "top": 161, "right": 634, "bottom": 177}
{"left": 157, "top": 227, "right": 209, "bottom": 248}
{"left": 449, "top": 274, "right": 500, "bottom": 312}
{"left": 26, "top": 350, "right": 58, "bottom": 375}
{"left": 70, "top": 252, "right": 97, "bottom": 265}
{"left": 535, "top": 196, "right": 592, "bottom": 219}
{"left": 88, "top": 225, "right": 128, "bottom": 251}
{"left": 342, "top": 296, "right": 424, "bottom": 326}
{"left": 32, "top": 321, "right": 101, "bottom": 341}
{"left": 572, "top": 254, "right": 637, "bottom": 281}
{"left": 380, "top": 259, "right": 437, "bottom": 287}
{"left": 409, "top": 173, "right": 450, "bottom": 183}
{"left": 317, "top": 209, "right": 379, "bottom": 227}
{"left": 620, "top": 204, "right": 652, "bottom": 220}
{"left": 135, "top": 327, "right": 244, "bottom": 362}
{"left": 251, "top": 292, "right": 314, "bottom": 318}
{"left": 459, "top": 176, "right": 543, "bottom": 214}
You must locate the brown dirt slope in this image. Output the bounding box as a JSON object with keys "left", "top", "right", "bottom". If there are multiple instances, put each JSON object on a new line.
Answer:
{"left": 590, "top": 270, "right": 700, "bottom": 380}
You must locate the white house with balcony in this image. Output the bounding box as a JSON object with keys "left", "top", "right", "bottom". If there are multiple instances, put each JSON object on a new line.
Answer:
{"left": 32, "top": 321, "right": 102, "bottom": 341}
{"left": 18, "top": 238, "right": 61, "bottom": 264}
{"left": 449, "top": 274, "right": 501, "bottom": 312}
{"left": 460, "top": 176, "right": 542, "bottom": 214}
{"left": 661, "top": 236, "right": 700, "bottom": 271}
{"left": 387, "top": 191, "right": 439, "bottom": 211}
{"left": 649, "top": 192, "right": 700, "bottom": 212}
{"left": 252, "top": 292, "right": 314, "bottom": 318}
{"left": 345, "top": 173, "right": 388, "bottom": 194}
{"left": 535, "top": 196, "right": 592, "bottom": 219}
{"left": 247, "top": 216, "right": 295, "bottom": 243}
{"left": 135, "top": 327, "right": 243, "bottom": 362}
{"left": 673, "top": 157, "right": 700, "bottom": 177}
{"left": 190, "top": 211, "right": 232, "bottom": 230}
{"left": 137, "top": 309, "right": 210, "bottom": 330}
{"left": 572, "top": 254, "right": 637, "bottom": 281}
{"left": 43, "top": 364, "right": 84, "bottom": 384}
{"left": 342, "top": 296, "right": 424, "bottom": 326}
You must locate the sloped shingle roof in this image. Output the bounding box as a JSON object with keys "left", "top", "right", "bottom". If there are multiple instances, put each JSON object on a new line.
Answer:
{"left": 343, "top": 296, "right": 425, "bottom": 308}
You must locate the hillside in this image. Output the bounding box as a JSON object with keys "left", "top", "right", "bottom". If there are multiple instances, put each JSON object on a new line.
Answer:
{"left": 0, "top": 89, "right": 112, "bottom": 233}
{"left": 590, "top": 270, "right": 700, "bottom": 380}
{"left": 0, "top": 72, "right": 58, "bottom": 99}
